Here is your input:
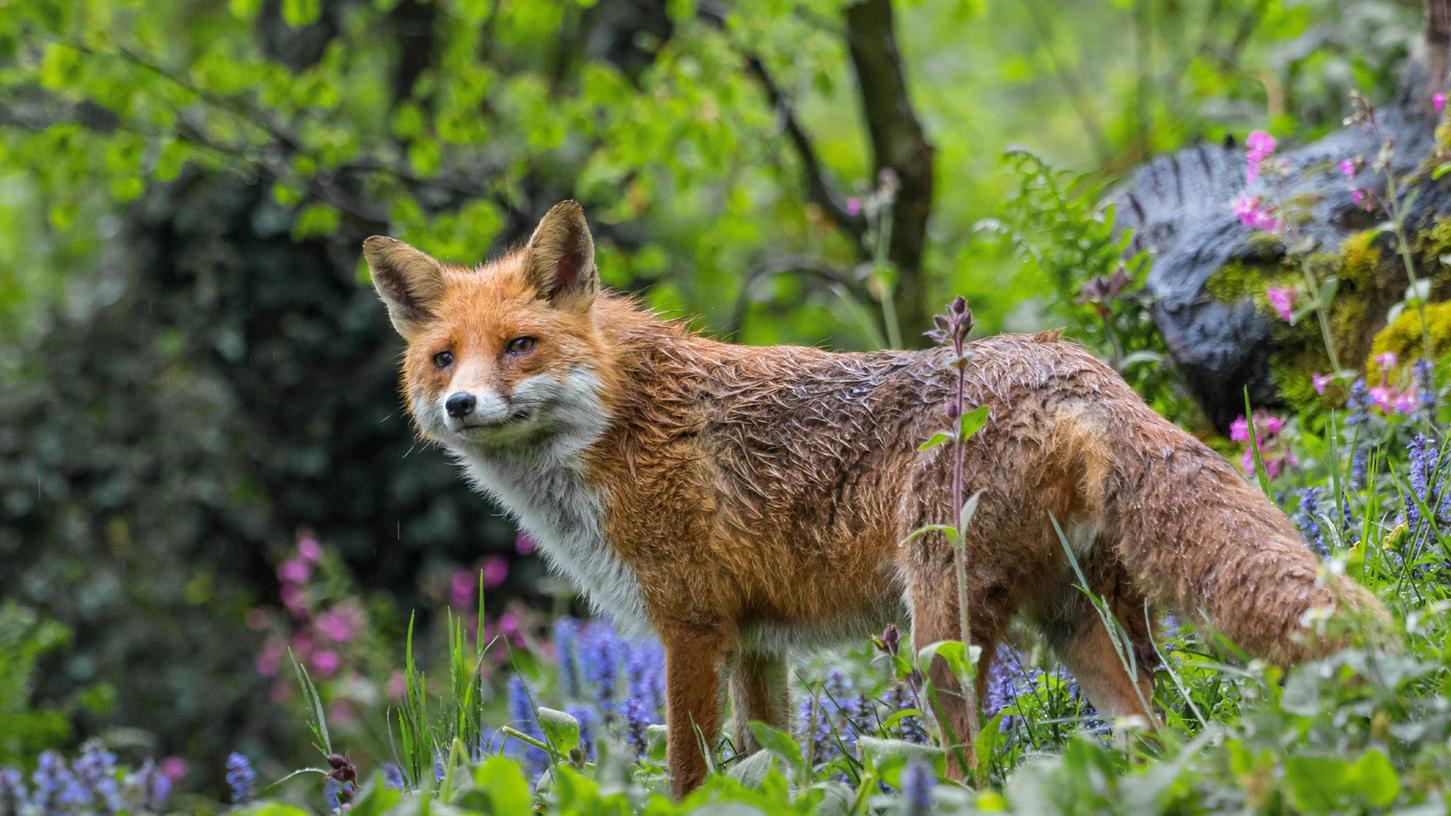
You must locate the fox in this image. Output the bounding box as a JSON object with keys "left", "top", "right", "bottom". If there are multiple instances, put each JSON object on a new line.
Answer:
{"left": 364, "top": 200, "right": 1385, "bottom": 797}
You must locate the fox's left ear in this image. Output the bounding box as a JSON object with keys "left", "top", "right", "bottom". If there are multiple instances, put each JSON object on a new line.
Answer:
{"left": 524, "top": 200, "right": 598, "bottom": 310}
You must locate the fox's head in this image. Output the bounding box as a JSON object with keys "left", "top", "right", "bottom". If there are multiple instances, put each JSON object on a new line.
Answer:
{"left": 365, "top": 201, "right": 611, "bottom": 453}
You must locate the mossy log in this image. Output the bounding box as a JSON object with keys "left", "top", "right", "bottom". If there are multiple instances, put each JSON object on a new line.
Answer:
{"left": 1111, "top": 103, "right": 1451, "bottom": 431}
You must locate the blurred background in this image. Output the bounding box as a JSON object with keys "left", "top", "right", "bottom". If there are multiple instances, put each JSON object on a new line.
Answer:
{"left": 0, "top": 0, "right": 1440, "bottom": 798}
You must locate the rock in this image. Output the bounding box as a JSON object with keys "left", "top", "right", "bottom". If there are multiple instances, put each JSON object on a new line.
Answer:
{"left": 1109, "top": 102, "right": 1451, "bottom": 432}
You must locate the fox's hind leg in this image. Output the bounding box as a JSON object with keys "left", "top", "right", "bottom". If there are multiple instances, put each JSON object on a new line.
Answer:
{"left": 1031, "top": 549, "right": 1158, "bottom": 725}
{"left": 729, "top": 650, "right": 790, "bottom": 754}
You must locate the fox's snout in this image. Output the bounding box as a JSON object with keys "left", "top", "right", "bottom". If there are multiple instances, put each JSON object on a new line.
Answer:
{"left": 444, "top": 391, "right": 476, "bottom": 418}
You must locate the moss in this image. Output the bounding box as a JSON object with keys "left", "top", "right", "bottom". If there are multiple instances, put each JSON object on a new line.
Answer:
{"left": 1339, "top": 230, "right": 1381, "bottom": 288}
{"left": 1365, "top": 300, "right": 1451, "bottom": 380}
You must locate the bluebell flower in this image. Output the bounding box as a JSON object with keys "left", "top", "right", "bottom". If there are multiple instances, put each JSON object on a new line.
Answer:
{"left": 1414, "top": 358, "right": 1436, "bottom": 417}
{"left": 1294, "top": 487, "right": 1327, "bottom": 555}
{"left": 567, "top": 705, "right": 597, "bottom": 760}
{"left": 553, "top": 618, "right": 582, "bottom": 699}
{"left": 1407, "top": 434, "right": 1434, "bottom": 536}
{"left": 126, "top": 760, "right": 171, "bottom": 812}
{"left": 623, "top": 697, "right": 652, "bottom": 757}
{"left": 581, "top": 624, "right": 622, "bottom": 721}
{"left": 225, "top": 752, "right": 257, "bottom": 804}
{"left": 74, "top": 740, "right": 121, "bottom": 812}
{"left": 323, "top": 777, "right": 354, "bottom": 811}
{"left": 624, "top": 639, "right": 665, "bottom": 717}
{"left": 885, "top": 682, "right": 927, "bottom": 744}
{"left": 506, "top": 675, "right": 548, "bottom": 774}
{"left": 1346, "top": 379, "right": 1373, "bottom": 489}
{"left": 0, "top": 767, "right": 27, "bottom": 812}
{"left": 382, "top": 762, "right": 406, "bottom": 791}
{"left": 796, "top": 693, "right": 837, "bottom": 763}
{"left": 433, "top": 757, "right": 445, "bottom": 782}
{"left": 902, "top": 760, "right": 934, "bottom": 816}
{"left": 32, "top": 750, "right": 90, "bottom": 812}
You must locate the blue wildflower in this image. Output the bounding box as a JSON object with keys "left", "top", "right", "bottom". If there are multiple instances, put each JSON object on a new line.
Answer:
{"left": 506, "top": 675, "right": 548, "bottom": 774}
{"left": 623, "top": 697, "right": 652, "bottom": 757}
{"left": 902, "top": 760, "right": 934, "bottom": 816}
{"left": 1407, "top": 434, "right": 1435, "bottom": 536}
{"left": 1295, "top": 487, "right": 1327, "bottom": 555}
{"left": 32, "top": 750, "right": 89, "bottom": 812}
{"left": 433, "top": 757, "right": 445, "bottom": 782}
{"left": 624, "top": 639, "right": 665, "bottom": 717}
{"left": 885, "top": 682, "right": 927, "bottom": 744}
{"left": 1414, "top": 358, "right": 1436, "bottom": 417}
{"left": 0, "top": 767, "right": 27, "bottom": 812}
{"left": 581, "top": 624, "right": 622, "bottom": 721}
{"left": 567, "top": 705, "right": 597, "bottom": 760}
{"left": 74, "top": 740, "right": 122, "bottom": 812}
{"left": 225, "top": 752, "right": 256, "bottom": 804}
{"left": 323, "top": 777, "right": 354, "bottom": 811}
{"left": 382, "top": 762, "right": 406, "bottom": 791}
{"left": 553, "top": 618, "right": 582, "bottom": 699}
{"left": 1346, "top": 379, "right": 1373, "bottom": 489}
{"left": 125, "top": 760, "right": 171, "bottom": 812}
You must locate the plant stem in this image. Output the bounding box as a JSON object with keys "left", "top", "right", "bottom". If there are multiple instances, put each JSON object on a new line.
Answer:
{"left": 1295, "top": 253, "right": 1343, "bottom": 373}
{"left": 950, "top": 357, "right": 982, "bottom": 778}
{"left": 1384, "top": 169, "right": 1435, "bottom": 363}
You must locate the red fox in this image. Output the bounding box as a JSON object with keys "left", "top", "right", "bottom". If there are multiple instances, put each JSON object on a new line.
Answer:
{"left": 365, "top": 201, "right": 1384, "bottom": 797}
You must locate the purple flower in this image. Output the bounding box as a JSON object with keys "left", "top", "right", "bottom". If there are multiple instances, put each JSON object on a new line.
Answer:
{"left": 506, "top": 675, "right": 548, "bottom": 774}
{"left": 0, "top": 768, "right": 27, "bottom": 813}
{"left": 1338, "top": 158, "right": 1358, "bottom": 179}
{"left": 1312, "top": 373, "right": 1332, "bottom": 395}
{"left": 32, "top": 751, "right": 90, "bottom": 812}
{"left": 74, "top": 741, "right": 121, "bottom": 812}
{"left": 581, "top": 624, "right": 622, "bottom": 721}
{"left": 902, "top": 761, "right": 934, "bottom": 816}
{"left": 1435, "top": 92, "right": 1447, "bottom": 114}
{"left": 1375, "top": 351, "right": 1399, "bottom": 371}
{"left": 846, "top": 196, "right": 863, "bottom": 217}
{"left": 553, "top": 618, "right": 581, "bottom": 699}
{"left": 1233, "top": 195, "right": 1280, "bottom": 232}
{"left": 382, "top": 763, "right": 406, "bottom": 791}
{"left": 567, "top": 705, "right": 597, "bottom": 760}
{"left": 1346, "top": 379, "right": 1372, "bottom": 490}
{"left": 1414, "top": 358, "right": 1436, "bottom": 417}
{"left": 1295, "top": 488, "right": 1327, "bottom": 556}
{"left": 1266, "top": 287, "right": 1296, "bottom": 321}
{"left": 623, "top": 697, "right": 652, "bottom": 757}
{"left": 1405, "top": 434, "right": 1440, "bottom": 538}
{"left": 1245, "top": 130, "right": 1277, "bottom": 182}
{"left": 225, "top": 753, "right": 256, "bottom": 804}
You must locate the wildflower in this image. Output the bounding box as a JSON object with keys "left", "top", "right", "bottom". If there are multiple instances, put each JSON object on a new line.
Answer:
{"left": 1393, "top": 391, "right": 1419, "bottom": 415}
{"left": 1245, "top": 130, "right": 1277, "bottom": 182}
{"left": 885, "top": 682, "right": 927, "bottom": 744}
{"left": 624, "top": 640, "right": 665, "bottom": 715}
{"left": 1375, "top": 351, "right": 1399, "bottom": 372}
{"left": 0, "top": 768, "right": 27, "bottom": 812}
{"left": 323, "top": 776, "right": 354, "bottom": 811}
{"left": 1265, "top": 287, "right": 1296, "bottom": 321}
{"left": 1294, "top": 488, "right": 1327, "bottom": 555}
{"left": 123, "top": 761, "right": 171, "bottom": 812}
{"left": 846, "top": 196, "right": 863, "bottom": 217}
{"left": 582, "top": 625, "right": 622, "bottom": 720}
{"left": 74, "top": 740, "right": 122, "bottom": 812}
{"left": 1233, "top": 195, "right": 1279, "bottom": 231}
{"left": 568, "top": 705, "right": 597, "bottom": 760}
{"left": 1312, "top": 373, "right": 1332, "bottom": 395}
{"left": 506, "top": 675, "right": 548, "bottom": 774}
{"left": 901, "top": 760, "right": 934, "bottom": 816}
{"left": 1436, "top": 92, "right": 1447, "bottom": 114}
{"left": 1229, "top": 416, "right": 1251, "bottom": 443}
{"left": 553, "top": 618, "right": 581, "bottom": 698}
{"left": 298, "top": 536, "right": 323, "bottom": 563}
{"left": 1338, "top": 158, "right": 1358, "bottom": 178}
{"left": 878, "top": 623, "right": 902, "bottom": 657}
{"left": 1414, "top": 358, "right": 1436, "bottom": 416}
{"left": 448, "top": 569, "right": 477, "bottom": 609}
{"left": 32, "top": 751, "right": 89, "bottom": 812}
{"left": 515, "top": 532, "right": 536, "bottom": 555}
{"left": 225, "top": 753, "right": 256, "bottom": 804}
{"left": 1406, "top": 435, "right": 1436, "bottom": 536}
{"left": 1346, "top": 379, "right": 1372, "bottom": 489}
{"left": 1351, "top": 187, "right": 1375, "bottom": 211}
{"left": 382, "top": 763, "right": 405, "bottom": 791}
{"left": 281, "top": 585, "right": 308, "bottom": 617}
{"left": 278, "top": 558, "right": 311, "bottom": 585}
{"left": 481, "top": 555, "right": 509, "bottom": 589}
{"left": 623, "top": 697, "right": 652, "bottom": 756}
{"left": 316, "top": 604, "right": 362, "bottom": 643}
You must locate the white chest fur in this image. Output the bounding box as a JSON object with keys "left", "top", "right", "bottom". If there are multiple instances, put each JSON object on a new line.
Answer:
{"left": 442, "top": 372, "right": 650, "bottom": 635}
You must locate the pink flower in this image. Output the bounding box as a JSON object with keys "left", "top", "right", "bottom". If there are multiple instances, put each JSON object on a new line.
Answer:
{"left": 256, "top": 637, "right": 285, "bottom": 677}
{"left": 1229, "top": 416, "right": 1251, "bottom": 443}
{"left": 482, "top": 555, "right": 509, "bottom": 589}
{"left": 448, "top": 569, "right": 477, "bottom": 609}
{"left": 328, "top": 700, "right": 356, "bottom": 725}
{"left": 1393, "top": 391, "right": 1418, "bottom": 415}
{"left": 280, "top": 584, "right": 308, "bottom": 617}
{"left": 298, "top": 536, "right": 323, "bottom": 563}
{"left": 1259, "top": 414, "right": 1285, "bottom": 436}
{"left": 1435, "top": 92, "right": 1447, "bottom": 114}
{"left": 1233, "top": 196, "right": 1279, "bottom": 232}
{"left": 1351, "top": 188, "right": 1374, "bottom": 211}
{"left": 1374, "top": 351, "right": 1398, "bottom": 371}
{"left": 316, "top": 607, "right": 360, "bottom": 643}
{"left": 311, "top": 649, "right": 340, "bottom": 676}
{"left": 387, "top": 671, "right": 407, "bottom": 701}
{"left": 278, "top": 558, "right": 310, "bottom": 585}
{"left": 161, "top": 757, "right": 188, "bottom": 783}
{"left": 1245, "top": 130, "right": 1276, "bottom": 182}
{"left": 846, "top": 197, "right": 863, "bottom": 217}
{"left": 1338, "top": 158, "right": 1357, "bottom": 178}
{"left": 1312, "top": 373, "right": 1332, "bottom": 395}
{"left": 1370, "top": 385, "right": 1396, "bottom": 412}
{"left": 1266, "top": 287, "right": 1296, "bottom": 321}
{"left": 515, "top": 532, "right": 536, "bottom": 555}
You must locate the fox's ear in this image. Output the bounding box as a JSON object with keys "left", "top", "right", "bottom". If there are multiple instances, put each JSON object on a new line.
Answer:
{"left": 524, "top": 200, "right": 598, "bottom": 310}
{"left": 363, "top": 236, "right": 446, "bottom": 339}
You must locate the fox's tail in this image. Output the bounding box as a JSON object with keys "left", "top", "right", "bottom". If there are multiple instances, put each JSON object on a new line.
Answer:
{"left": 1072, "top": 403, "right": 1386, "bottom": 663}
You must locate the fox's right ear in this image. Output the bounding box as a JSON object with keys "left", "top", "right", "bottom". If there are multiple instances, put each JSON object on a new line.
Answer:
{"left": 363, "top": 236, "right": 446, "bottom": 339}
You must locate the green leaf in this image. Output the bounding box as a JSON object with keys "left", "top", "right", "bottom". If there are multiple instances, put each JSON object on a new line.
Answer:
{"left": 292, "top": 203, "right": 340, "bottom": 240}
{"left": 470, "top": 755, "right": 531, "bottom": 813}
{"left": 281, "top": 0, "right": 321, "bottom": 26}
{"left": 958, "top": 488, "right": 984, "bottom": 535}
{"left": 916, "top": 639, "right": 982, "bottom": 681}
{"left": 958, "top": 403, "right": 989, "bottom": 440}
{"left": 747, "top": 720, "right": 805, "bottom": 780}
{"left": 535, "top": 706, "right": 580, "bottom": 756}
{"left": 855, "top": 736, "right": 944, "bottom": 784}
{"left": 918, "top": 431, "right": 953, "bottom": 451}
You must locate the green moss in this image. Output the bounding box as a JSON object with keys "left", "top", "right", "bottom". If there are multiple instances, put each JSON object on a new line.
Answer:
{"left": 1339, "top": 230, "right": 1380, "bottom": 288}
{"left": 1366, "top": 300, "right": 1451, "bottom": 379}
{"left": 1414, "top": 216, "right": 1451, "bottom": 271}
{"left": 1202, "top": 261, "right": 1286, "bottom": 302}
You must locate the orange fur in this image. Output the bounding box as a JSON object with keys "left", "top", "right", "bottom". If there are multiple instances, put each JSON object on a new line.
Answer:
{"left": 367, "top": 202, "right": 1386, "bottom": 797}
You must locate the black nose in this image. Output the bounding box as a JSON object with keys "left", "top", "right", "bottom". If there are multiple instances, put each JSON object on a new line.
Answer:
{"left": 445, "top": 392, "right": 476, "bottom": 418}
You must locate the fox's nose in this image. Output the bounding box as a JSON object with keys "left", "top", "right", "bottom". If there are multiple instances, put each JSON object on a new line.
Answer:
{"left": 445, "top": 392, "right": 476, "bottom": 418}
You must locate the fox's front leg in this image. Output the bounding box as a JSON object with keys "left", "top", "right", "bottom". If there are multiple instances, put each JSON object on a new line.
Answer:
{"left": 663, "top": 627, "right": 729, "bottom": 798}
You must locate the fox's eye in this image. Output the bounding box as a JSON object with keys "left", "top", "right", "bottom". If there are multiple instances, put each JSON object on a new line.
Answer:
{"left": 432, "top": 350, "right": 454, "bottom": 369}
{"left": 505, "top": 336, "right": 536, "bottom": 355}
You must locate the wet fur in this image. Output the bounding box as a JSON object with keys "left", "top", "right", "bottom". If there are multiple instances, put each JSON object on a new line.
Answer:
{"left": 366, "top": 203, "right": 1385, "bottom": 798}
